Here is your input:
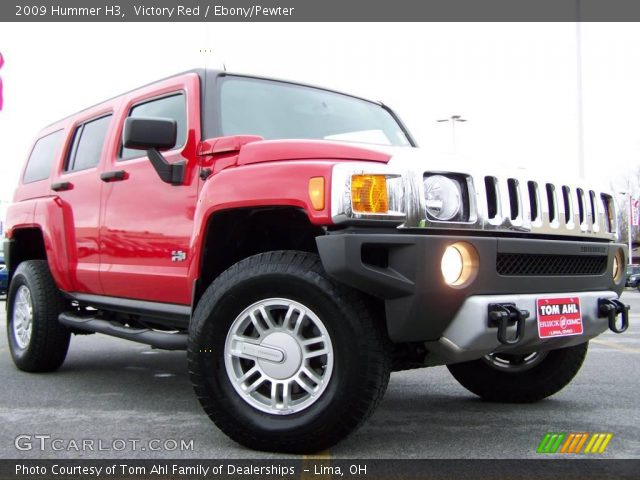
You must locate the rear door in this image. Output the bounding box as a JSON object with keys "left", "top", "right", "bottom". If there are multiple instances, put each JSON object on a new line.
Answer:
{"left": 98, "top": 73, "right": 201, "bottom": 305}
{"left": 51, "top": 110, "right": 115, "bottom": 293}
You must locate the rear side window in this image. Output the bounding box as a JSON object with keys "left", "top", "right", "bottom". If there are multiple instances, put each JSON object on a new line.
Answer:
{"left": 23, "top": 130, "right": 64, "bottom": 183}
{"left": 65, "top": 115, "right": 112, "bottom": 172}
{"left": 120, "top": 93, "right": 186, "bottom": 160}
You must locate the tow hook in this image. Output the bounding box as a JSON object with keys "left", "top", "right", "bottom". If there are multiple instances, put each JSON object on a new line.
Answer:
{"left": 598, "top": 298, "right": 630, "bottom": 334}
{"left": 488, "top": 303, "right": 530, "bottom": 346}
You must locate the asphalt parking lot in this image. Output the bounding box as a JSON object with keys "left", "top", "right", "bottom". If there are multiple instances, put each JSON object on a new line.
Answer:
{"left": 0, "top": 291, "right": 638, "bottom": 460}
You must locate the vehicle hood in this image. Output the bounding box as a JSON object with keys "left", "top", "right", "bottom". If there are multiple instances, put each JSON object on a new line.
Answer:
{"left": 235, "top": 139, "right": 401, "bottom": 165}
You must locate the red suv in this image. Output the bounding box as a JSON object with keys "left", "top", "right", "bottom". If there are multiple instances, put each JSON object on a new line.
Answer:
{"left": 3, "top": 70, "right": 630, "bottom": 453}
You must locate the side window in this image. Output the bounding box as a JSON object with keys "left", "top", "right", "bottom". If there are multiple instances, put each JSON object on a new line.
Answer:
{"left": 120, "top": 93, "right": 186, "bottom": 161}
{"left": 23, "top": 130, "right": 64, "bottom": 183}
{"left": 65, "top": 115, "right": 112, "bottom": 172}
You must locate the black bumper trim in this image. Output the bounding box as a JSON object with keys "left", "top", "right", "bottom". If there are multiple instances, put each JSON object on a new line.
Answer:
{"left": 316, "top": 233, "right": 625, "bottom": 342}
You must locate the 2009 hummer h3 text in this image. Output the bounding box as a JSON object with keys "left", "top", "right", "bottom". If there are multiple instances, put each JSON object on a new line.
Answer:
{"left": 4, "top": 70, "right": 630, "bottom": 453}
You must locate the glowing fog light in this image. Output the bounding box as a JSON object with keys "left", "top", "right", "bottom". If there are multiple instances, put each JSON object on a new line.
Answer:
{"left": 613, "top": 249, "right": 624, "bottom": 282}
{"left": 441, "top": 242, "right": 479, "bottom": 287}
{"left": 441, "top": 246, "right": 464, "bottom": 285}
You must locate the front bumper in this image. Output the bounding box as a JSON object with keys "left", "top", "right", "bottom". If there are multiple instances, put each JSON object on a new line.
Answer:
{"left": 317, "top": 232, "right": 626, "bottom": 349}
{"left": 422, "top": 290, "right": 617, "bottom": 365}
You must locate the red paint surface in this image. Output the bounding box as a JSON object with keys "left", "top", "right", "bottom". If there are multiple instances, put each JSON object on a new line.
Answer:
{"left": 6, "top": 73, "right": 390, "bottom": 307}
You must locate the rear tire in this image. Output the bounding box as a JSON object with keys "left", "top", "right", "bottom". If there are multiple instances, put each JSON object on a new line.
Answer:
{"left": 188, "top": 251, "right": 391, "bottom": 453}
{"left": 7, "top": 260, "right": 70, "bottom": 372}
{"left": 447, "top": 342, "right": 588, "bottom": 403}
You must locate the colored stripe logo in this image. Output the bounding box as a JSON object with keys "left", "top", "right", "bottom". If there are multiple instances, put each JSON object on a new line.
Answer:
{"left": 537, "top": 433, "right": 613, "bottom": 454}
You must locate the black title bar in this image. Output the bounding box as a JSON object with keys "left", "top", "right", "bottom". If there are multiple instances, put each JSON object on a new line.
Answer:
{"left": 5, "top": 0, "right": 640, "bottom": 22}
{"left": 2, "top": 459, "right": 640, "bottom": 480}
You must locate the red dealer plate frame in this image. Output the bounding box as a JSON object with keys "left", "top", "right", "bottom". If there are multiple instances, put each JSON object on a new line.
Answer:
{"left": 536, "top": 297, "right": 584, "bottom": 338}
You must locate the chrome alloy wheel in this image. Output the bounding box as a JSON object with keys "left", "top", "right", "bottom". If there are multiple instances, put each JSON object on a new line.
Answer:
{"left": 224, "top": 298, "right": 334, "bottom": 415}
{"left": 12, "top": 285, "right": 34, "bottom": 349}
{"left": 482, "top": 351, "right": 549, "bottom": 372}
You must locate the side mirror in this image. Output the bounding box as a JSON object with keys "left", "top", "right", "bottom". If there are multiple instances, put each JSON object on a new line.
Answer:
{"left": 123, "top": 117, "right": 177, "bottom": 150}
{"left": 122, "top": 117, "right": 185, "bottom": 186}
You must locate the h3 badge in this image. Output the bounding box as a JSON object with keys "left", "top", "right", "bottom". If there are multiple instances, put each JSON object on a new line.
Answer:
{"left": 171, "top": 251, "right": 187, "bottom": 262}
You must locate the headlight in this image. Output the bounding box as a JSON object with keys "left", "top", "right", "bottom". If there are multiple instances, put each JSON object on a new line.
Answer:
{"left": 424, "top": 175, "right": 463, "bottom": 221}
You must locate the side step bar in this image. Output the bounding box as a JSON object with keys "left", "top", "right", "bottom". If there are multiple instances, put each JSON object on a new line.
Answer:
{"left": 59, "top": 312, "right": 188, "bottom": 351}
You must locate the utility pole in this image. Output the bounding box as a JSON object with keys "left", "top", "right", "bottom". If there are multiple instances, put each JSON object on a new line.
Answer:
{"left": 437, "top": 115, "right": 467, "bottom": 154}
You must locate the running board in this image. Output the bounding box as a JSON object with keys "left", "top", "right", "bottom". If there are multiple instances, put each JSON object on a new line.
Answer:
{"left": 59, "top": 312, "right": 188, "bottom": 351}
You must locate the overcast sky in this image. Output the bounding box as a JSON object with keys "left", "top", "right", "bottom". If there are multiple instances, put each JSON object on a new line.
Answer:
{"left": 1, "top": 22, "right": 639, "bottom": 207}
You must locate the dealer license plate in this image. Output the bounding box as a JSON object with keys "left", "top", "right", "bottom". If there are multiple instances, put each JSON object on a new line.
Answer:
{"left": 536, "top": 297, "right": 584, "bottom": 338}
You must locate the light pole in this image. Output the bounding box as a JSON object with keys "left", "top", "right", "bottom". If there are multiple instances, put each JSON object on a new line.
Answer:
{"left": 437, "top": 115, "right": 467, "bottom": 153}
{"left": 618, "top": 192, "right": 634, "bottom": 265}
{"left": 576, "top": 0, "right": 585, "bottom": 178}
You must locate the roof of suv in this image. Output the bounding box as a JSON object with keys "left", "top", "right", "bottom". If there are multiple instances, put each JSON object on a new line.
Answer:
{"left": 44, "top": 68, "right": 385, "bottom": 130}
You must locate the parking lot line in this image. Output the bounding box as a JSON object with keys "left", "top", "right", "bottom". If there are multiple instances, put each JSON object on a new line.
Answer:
{"left": 591, "top": 338, "right": 640, "bottom": 354}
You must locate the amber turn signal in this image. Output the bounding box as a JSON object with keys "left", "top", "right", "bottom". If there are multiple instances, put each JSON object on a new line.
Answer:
{"left": 351, "top": 175, "right": 389, "bottom": 214}
{"left": 308, "top": 177, "right": 325, "bottom": 210}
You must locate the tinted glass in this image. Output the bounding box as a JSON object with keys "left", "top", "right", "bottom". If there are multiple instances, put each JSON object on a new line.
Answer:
{"left": 220, "top": 77, "right": 410, "bottom": 146}
{"left": 23, "top": 130, "right": 64, "bottom": 183}
{"left": 120, "top": 93, "right": 186, "bottom": 160}
{"left": 66, "top": 115, "right": 112, "bottom": 172}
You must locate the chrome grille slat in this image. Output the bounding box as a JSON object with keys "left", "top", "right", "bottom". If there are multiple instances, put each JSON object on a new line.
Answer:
{"left": 589, "top": 190, "right": 600, "bottom": 233}
{"left": 526, "top": 181, "right": 541, "bottom": 226}
{"left": 410, "top": 169, "right": 616, "bottom": 241}
{"left": 545, "top": 183, "right": 558, "bottom": 228}
{"left": 562, "top": 186, "right": 574, "bottom": 228}
{"left": 484, "top": 176, "right": 502, "bottom": 225}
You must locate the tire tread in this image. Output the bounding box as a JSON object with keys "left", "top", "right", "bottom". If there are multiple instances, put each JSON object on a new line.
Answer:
{"left": 7, "top": 260, "right": 70, "bottom": 372}
{"left": 187, "top": 250, "right": 390, "bottom": 453}
{"left": 447, "top": 342, "right": 589, "bottom": 403}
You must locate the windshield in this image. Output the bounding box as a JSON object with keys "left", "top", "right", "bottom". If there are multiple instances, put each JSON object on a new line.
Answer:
{"left": 219, "top": 77, "right": 412, "bottom": 147}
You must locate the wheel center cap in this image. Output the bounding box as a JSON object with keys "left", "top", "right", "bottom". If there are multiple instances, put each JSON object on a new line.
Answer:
{"left": 258, "top": 332, "right": 302, "bottom": 380}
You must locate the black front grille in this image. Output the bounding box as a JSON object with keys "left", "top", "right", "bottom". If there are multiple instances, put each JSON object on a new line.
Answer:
{"left": 496, "top": 253, "right": 607, "bottom": 276}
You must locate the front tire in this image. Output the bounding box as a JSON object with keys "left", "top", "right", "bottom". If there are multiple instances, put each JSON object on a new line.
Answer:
{"left": 188, "top": 251, "right": 391, "bottom": 453}
{"left": 447, "top": 342, "right": 588, "bottom": 403}
{"left": 7, "top": 260, "right": 70, "bottom": 372}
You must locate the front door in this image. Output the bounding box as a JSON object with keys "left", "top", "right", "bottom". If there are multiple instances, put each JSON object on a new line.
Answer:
{"left": 98, "top": 74, "right": 201, "bottom": 305}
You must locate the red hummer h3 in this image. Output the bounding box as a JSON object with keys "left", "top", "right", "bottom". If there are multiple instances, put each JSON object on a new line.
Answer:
{"left": 3, "top": 70, "right": 630, "bottom": 453}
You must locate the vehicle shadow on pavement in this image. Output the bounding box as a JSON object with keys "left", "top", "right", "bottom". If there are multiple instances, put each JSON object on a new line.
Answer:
{"left": 337, "top": 370, "right": 591, "bottom": 458}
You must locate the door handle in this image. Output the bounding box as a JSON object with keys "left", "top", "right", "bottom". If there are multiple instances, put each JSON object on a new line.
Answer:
{"left": 100, "top": 170, "right": 127, "bottom": 182}
{"left": 51, "top": 181, "right": 73, "bottom": 192}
